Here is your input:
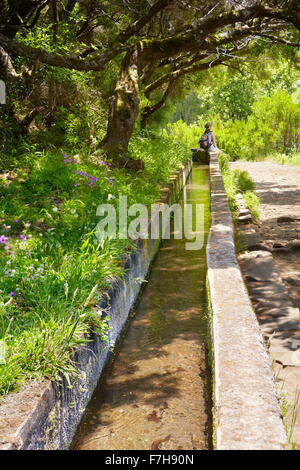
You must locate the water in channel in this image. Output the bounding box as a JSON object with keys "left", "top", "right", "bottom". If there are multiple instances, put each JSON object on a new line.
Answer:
{"left": 73, "top": 164, "right": 211, "bottom": 450}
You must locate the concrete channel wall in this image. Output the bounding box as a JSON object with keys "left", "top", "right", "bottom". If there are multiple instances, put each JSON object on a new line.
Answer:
{"left": 206, "top": 153, "right": 288, "bottom": 450}
{"left": 0, "top": 159, "right": 192, "bottom": 451}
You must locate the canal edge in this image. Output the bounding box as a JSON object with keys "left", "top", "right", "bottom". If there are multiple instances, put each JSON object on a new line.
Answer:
{"left": 206, "top": 152, "right": 288, "bottom": 450}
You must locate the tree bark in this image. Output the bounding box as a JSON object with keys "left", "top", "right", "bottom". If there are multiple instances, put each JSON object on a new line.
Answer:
{"left": 100, "top": 49, "right": 143, "bottom": 167}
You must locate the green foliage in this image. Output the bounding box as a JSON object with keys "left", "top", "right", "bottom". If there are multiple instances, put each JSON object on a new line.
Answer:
{"left": 0, "top": 131, "right": 189, "bottom": 395}
{"left": 243, "top": 191, "right": 260, "bottom": 221}
{"left": 219, "top": 154, "right": 260, "bottom": 220}
{"left": 267, "top": 151, "right": 300, "bottom": 167}
{"left": 233, "top": 170, "right": 255, "bottom": 193}
{"left": 129, "top": 132, "right": 190, "bottom": 183}
{"left": 208, "top": 74, "right": 256, "bottom": 121}
{"left": 162, "top": 120, "right": 202, "bottom": 148}
{"left": 216, "top": 91, "right": 300, "bottom": 160}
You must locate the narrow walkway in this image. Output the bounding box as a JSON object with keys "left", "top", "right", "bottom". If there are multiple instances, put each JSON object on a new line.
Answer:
{"left": 72, "top": 166, "right": 211, "bottom": 450}
{"left": 231, "top": 161, "right": 300, "bottom": 448}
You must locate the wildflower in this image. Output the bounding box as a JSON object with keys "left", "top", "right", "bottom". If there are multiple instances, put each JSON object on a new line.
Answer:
{"left": 27, "top": 251, "right": 31, "bottom": 256}
{"left": 67, "top": 158, "right": 73, "bottom": 163}
{"left": 88, "top": 181, "right": 93, "bottom": 186}
{"left": 108, "top": 177, "right": 113, "bottom": 186}
{"left": 8, "top": 291, "right": 15, "bottom": 297}
{"left": 14, "top": 219, "right": 20, "bottom": 223}
{"left": 63, "top": 154, "right": 68, "bottom": 158}
{"left": 3, "top": 224, "right": 11, "bottom": 230}
{"left": 20, "top": 234, "right": 27, "bottom": 241}
{"left": 73, "top": 183, "right": 78, "bottom": 187}
{"left": 0, "top": 235, "right": 8, "bottom": 244}
{"left": 100, "top": 161, "right": 107, "bottom": 166}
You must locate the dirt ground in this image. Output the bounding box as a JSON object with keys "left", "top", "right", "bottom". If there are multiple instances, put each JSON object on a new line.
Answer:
{"left": 231, "top": 161, "right": 300, "bottom": 448}
{"left": 231, "top": 161, "right": 300, "bottom": 309}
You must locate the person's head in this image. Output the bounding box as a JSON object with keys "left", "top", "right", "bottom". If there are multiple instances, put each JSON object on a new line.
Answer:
{"left": 205, "top": 122, "right": 213, "bottom": 131}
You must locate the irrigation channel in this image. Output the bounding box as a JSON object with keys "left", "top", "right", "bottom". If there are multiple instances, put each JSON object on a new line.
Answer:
{"left": 72, "top": 164, "right": 212, "bottom": 450}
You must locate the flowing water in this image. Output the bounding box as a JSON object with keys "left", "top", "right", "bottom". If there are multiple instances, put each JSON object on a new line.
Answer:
{"left": 72, "top": 164, "right": 211, "bottom": 450}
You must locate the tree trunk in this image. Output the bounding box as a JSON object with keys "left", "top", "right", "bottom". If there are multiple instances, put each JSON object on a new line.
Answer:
{"left": 100, "top": 49, "right": 143, "bottom": 168}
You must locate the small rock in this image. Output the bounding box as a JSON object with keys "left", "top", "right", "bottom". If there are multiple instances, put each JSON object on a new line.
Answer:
{"left": 277, "top": 216, "right": 299, "bottom": 224}
{"left": 290, "top": 242, "right": 300, "bottom": 252}
{"left": 237, "top": 214, "right": 252, "bottom": 224}
{"left": 283, "top": 276, "right": 300, "bottom": 287}
{"left": 273, "top": 242, "right": 286, "bottom": 248}
{"left": 272, "top": 247, "right": 291, "bottom": 254}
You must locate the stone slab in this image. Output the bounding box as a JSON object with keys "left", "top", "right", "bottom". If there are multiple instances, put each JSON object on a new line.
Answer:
{"left": 207, "top": 153, "right": 288, "bottom": 450}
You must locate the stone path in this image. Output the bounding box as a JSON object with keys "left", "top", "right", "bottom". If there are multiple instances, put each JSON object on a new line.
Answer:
{"left": 230, "top": 161, "right": 300, "bottom": 448}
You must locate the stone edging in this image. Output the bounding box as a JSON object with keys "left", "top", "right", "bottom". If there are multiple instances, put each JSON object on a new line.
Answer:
{"left": 206, "top": 153, "right": 288, "bottom": 450}
{"left": 0, "top": 158, "right": 192, "bottom": 450}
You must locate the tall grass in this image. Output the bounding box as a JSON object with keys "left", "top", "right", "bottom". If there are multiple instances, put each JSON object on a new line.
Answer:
{"left": 0, "top": 133, "right": 189, "bottom": 396}
{"left": 218, "top": 154, "right": 260, "bottom": 220}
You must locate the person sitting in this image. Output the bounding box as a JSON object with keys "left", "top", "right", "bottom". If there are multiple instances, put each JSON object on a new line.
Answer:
{"left": 199, "top": 122, "right": 220, "bottom": 153}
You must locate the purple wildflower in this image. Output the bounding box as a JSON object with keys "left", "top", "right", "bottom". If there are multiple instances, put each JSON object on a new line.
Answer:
{"left": 87, "top": 181, "right": 93, "bottom": 186}
{"left": 27, "top": 251, "right": 31, "bottom": 256}
{"left": 0, "top": 235, "right": 8, "bottom": 244}
{"left": 63, "top": 154, "right": 68, "bottom": 158}
{"left": 100, "top": 161, "right": 107, "bottom": 166}
{"left": 74, "top": 183, "right": 78, "bottom": 187}
{"left": 20, "top": 234, "right": 27, "bottom": 241}
{"left": 108, "top": 177, "right": 113, "bottom": 186}
{"left": 67, "top": 158, "right": 73, "bottom": 163}
{"left": 14, "top": 219, "right": 20, "bottom": 223}
{"left": 8, "top": 291, "right": 15, "bottom": 297}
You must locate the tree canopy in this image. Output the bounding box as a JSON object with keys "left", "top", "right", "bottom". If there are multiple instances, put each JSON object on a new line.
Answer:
{"left": 0, "top": 0, "right": 299, "bottom": 164}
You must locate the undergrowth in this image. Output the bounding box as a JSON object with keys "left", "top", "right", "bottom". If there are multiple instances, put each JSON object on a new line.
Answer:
{"left": 0, "top": 134, "right": 189, "bottom": 396}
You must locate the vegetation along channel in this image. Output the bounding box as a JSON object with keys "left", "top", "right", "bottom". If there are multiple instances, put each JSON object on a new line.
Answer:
{"left": 72, "top": 165, "right": 212, "bottom": 451}
{"left": 0, "top": 0, "right": 299, "bottom": 452}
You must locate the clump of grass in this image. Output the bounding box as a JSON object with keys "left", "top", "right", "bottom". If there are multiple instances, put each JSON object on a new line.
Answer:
{"left": 259, "top": 151, "right": 300, "bottom": 167}
{"left": 219, "top": 154, "right": 260, "bottom": 220}
{"left": 243, "top": 191, "right": 260, "bottom": 221}
{"left": 280, "top": 389, "right": 300, "bottom": 449}
{"left": 233, "top": 169, "right": 255, "bottom": 193}
{"left": 218, "top": 153, "right": 230, "bottom": 173}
